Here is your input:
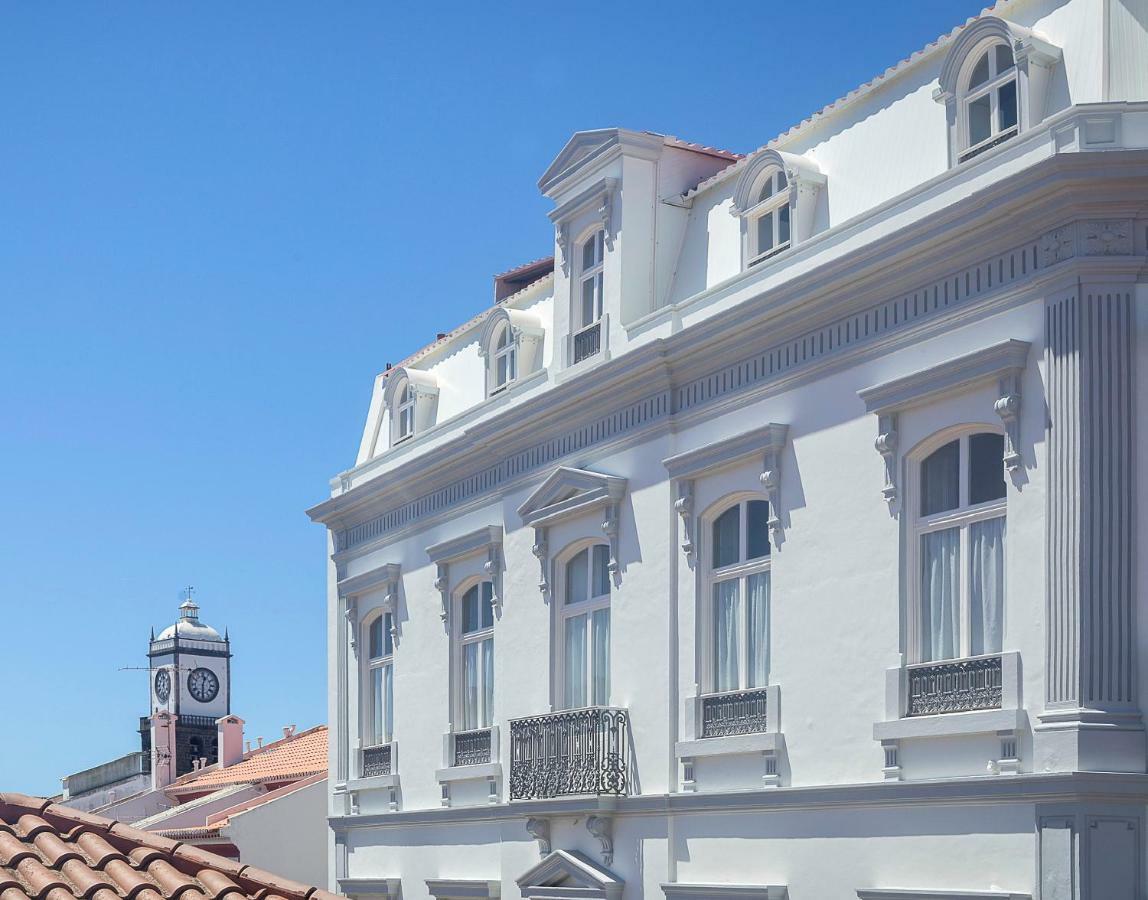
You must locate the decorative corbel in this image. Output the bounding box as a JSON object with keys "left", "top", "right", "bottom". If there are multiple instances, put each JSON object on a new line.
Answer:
{"left": 995, "top": 374, "right": 1023, "bottom": 473}
{"left": 599, "top": 178, "right": 618, "bottom": 250}
{"left": 484, "top": 543, "right": 501, "bottom": 609}
{"left": 531, "top": 526, "right": 549, "bottom": 600}
{"left": 675, "top": 480, "right": 694, "bottom": 563}
{"left": 602, "top": 502, "right": 620, "bottom": 582}
{"left": 875, "top": 413, "right": 899, "bottom": 506}
{"left": 586, "top": 815, "right": 614, "bottom": 866}
{"left": 525, "top": 817, "right": 550, "bottom": 856}
{"left": 758, "top": 424, "right": 788, "bottom": 542}
{"left": 556, "top": 223, "right": 570, "bottom": 275}
{"left": 344, "top": 597, "right": 359, "bottom": 654}
{"left": 434, "top": 564, "right": 449, "bottom": 623}
{"left": 382, "top": 569, "right": 401, "bottom": 640}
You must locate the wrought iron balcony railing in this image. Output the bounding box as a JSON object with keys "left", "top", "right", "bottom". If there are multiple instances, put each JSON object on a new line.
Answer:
{"left": 572, "top": 322, "right": 601, "bottom": 363}
{"left": 509, "top": 706, "right": 629, "bottom": 800}
{"left": 906, "top": 654, "right": 1003, "bottom": 717}
{"left": 453, "top": 728, "right": 492, "bottom": 766}
{"left": 361, "top": 743, "right": 392, "bottom": 778}
{"left": 701, "top": 687, "right": 770, "bottom": 738}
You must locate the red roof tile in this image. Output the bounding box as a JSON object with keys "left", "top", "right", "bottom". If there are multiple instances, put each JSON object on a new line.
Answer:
{"left": 0, "top": 795, "right": 340, "bottom": 900}
{"left": 166, "top": 728, "right": 326, "bottom": 795}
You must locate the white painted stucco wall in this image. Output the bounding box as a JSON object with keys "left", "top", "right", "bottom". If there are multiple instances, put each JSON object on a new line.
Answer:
{"left": 225, "top": 778, "right": 329, "bottom": 887}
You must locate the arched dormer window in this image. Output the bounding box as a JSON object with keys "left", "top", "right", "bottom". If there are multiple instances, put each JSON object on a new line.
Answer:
{"left": 382, "top": 367, "right": 439, "bottom": 447}
{"left": 731, "top": 150, "right": 824, "bottom": 271}
{"left": 478, "top": 307, "right": 545, "bottom": 397}
{"left": 935, "top": 16, "right": 1061, "bottom": 166}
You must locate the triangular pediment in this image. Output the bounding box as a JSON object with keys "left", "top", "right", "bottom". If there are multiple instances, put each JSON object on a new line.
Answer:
{"left": 517, "top": 850, "right": 623, "bottom": 900}
{"left": 517, "top": 466, "right": 627, "bottom": 528}
{"left": 538, "top": 129, "right": 621, "bottom": 195}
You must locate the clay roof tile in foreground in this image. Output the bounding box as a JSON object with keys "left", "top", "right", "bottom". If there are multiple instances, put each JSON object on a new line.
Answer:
{"left": 167, "top": 727, "right": 327, "bottom": 794}
{"left": 0, "top": 795, "right": 341, "bottom": 900}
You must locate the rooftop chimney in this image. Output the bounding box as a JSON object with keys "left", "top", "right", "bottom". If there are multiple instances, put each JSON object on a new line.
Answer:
{"left": 216, "top": 715, "right": 245, "bottom": 768}
{"left": 256, "top": 736, "right": 264, "bottom": 749}
{"left": 282, "top": 725, "right": 297, "bottom": 740}
{"left": 150, "top": 710, "right": 178, "bottom": 790}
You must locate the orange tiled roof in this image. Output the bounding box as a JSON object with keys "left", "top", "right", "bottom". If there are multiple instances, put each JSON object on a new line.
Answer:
{"left": 0, "top": 792, "right": 342, "bottom": 900}
{"left": 168, "top": 728, "right": 327, "bottom": 795}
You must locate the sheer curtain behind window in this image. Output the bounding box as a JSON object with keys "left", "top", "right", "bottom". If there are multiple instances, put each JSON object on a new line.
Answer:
{"left": 591, "top": 608, "right": 609, "bottom": 706}
{"left": 747, "top": 573, "right": 770, "bottom": 688}
{"left": 970, "top": 517, "right": 1005, "bottom": 655}
{"left": 714, "top": 581, "right": 740, "bottom": 691}
{"left": 921, "top": 528, "right": 960, "bottom": 661}
{"left": 481, "top": 638, "right": 494, "bottom": 727}
{"left": 565, "top": 614, "right": 587, "bottom": 708}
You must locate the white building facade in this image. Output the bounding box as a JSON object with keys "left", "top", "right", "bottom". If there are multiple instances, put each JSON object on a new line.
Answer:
{"left": 308, "top": 1, "right": 1148, "bottom": 897}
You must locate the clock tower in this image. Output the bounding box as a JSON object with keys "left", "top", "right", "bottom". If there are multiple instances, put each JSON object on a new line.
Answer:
{"left": 147, "top": 594, "right": 231, "bottom": 777}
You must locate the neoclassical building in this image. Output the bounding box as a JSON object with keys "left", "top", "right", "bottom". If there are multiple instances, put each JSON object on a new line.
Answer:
{"left": 308, "top": 0, "right": 1148, "bottom": 897}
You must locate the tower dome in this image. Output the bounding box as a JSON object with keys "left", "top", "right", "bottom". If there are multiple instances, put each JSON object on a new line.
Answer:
{"left": 156, "top": 596, "right": 224, "bottom": 642}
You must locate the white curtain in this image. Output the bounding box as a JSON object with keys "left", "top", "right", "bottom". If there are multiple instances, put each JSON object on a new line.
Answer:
{"left": 713, "top": 580, "right": 740, "bottom": 692}
{"left": 480, "top": 637, "right": 494, "bottom": 727}
{"left": 747, "top": 573, "right": 770, "bottom": 688}
{"left": 970, "top": 517, "right": 1006, "bottom": 655}
{"left": 921, "top": 528, "right": 960, "bottom": 661}
{"left": 370, "top": 666, "right": 384, "bottom": 745}
{"left": 463, "top": 641, "right": 479, "bottom": 729}
{"left": 591, "top": 608, "right": 610, "bottom": 706}
{"left": 564, "top": 613, "right": 587, "bottom": 708}
{"left": 382, "top": 664, "right": 393, "bottom": 743}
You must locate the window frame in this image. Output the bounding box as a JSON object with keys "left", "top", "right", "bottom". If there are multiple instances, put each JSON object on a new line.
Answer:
{"left": 570, "top": 227, "right": 606, "bottom": 364}
{"left": 744, "top": 169, "right": 791, "bottom": 266}
{"left": 394, "top": 380, "right": 416, "bottom": 444}
{"left": 452, "top": 577, "right": 495, "bottom": 732}
{"left": 362, "top": 609, "right": 395, "bottom": 749}
{"left": 701, "top": 494, "right": 772, "bottom": 696}
{"left": 958, "top": 40, "right": 1019, "bottom": 162}
{"left": 555, "top": 540, "right": 612, "bottom": 710}
{"left": 907, "top": 425, "right": 1008, "bottom": 664}
{"left": 490, "top": 322, "right": 518, "bottom": 395}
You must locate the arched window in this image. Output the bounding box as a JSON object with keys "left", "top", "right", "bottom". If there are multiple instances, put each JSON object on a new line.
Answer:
{"left": 456, "top": 581, "right": 494, "bottom": 731}
{"left": 366, "top": 612, "right": 394, "bottom": 746}
{"left": 492, "top": 323, "right": 517, "bottom": 394}
{"left": 395, "top": 381, "right": 415, "bottom": 443}
{"left": 912, "top": 431, "right": 1006, "bottom": 662}
{"left": 961, "top": 41, "right": 1018, "bottom": 160}
{"left": 574, "top": 230, "right": 605, "bottom": 363}
{"left": 706, "top": 499, "right": 771, "bottom": 693}
{"left": 559, "top": 544, "right": 611, "bottom": 708}
{"left": 747, "top": 169, "right": 790, "bottom": 266}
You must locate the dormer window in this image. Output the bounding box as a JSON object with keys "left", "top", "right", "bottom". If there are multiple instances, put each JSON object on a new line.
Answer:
{"left": 382, "top": 367, "right": 439, "bottom": 448}
{"left": 747, "top": 169, "right": 791, "bottom": 266}
{"left": 731, "top": 150, "right": 824, "bottom": 272}
{"left": 479, "top": 308, "right": 545, "bottom": 398}
{"left": 935, "top": 16, "right": 1061, "bottom": 168}
{"left": 961, "top": 42, "right": 1018, "bottom": 161}
{"left": 396, "top": 382, "right": 415, "bottom": 442}
{"left": 574, "top": 230, "right": 605, "bottom": 363}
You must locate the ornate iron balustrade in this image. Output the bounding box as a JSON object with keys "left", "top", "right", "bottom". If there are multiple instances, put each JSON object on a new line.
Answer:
{"left": 701, "top": 688, "right": 769, "bottom": 738}
{"left": 509, "top": 707, "right": 628, "bottom": 800}
{"left": 453, "top": 728, "right": 492, "bottom": 766}
{"left": 362, "top": 744, "right": 392, "bottom": 777}
{"left": 572, "top": 322, "right": 601, "bottom": 363}
{"left": 907, "top": 654, "right": 1003, "bottom": 716}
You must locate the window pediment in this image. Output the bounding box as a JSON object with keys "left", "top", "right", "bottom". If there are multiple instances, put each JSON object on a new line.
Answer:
{"left": 516, "top": 849, "right": 623, "bottom": 900}
{"left": 517, "top": 466, "right": 627, "bottom": 528}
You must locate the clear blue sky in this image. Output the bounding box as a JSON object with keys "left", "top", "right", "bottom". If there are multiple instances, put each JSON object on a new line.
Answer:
{"left": 0, "top": 1, "right": 986, "bottom": 796}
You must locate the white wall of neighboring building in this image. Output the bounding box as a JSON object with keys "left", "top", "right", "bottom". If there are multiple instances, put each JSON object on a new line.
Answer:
{"left": 225, "top": 778, "right": 329, "bottom": 888}
{"left": 311, "top": 0, "right": 1148, "bottom": 897}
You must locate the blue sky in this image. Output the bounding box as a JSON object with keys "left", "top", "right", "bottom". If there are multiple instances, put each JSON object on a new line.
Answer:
{"left": 0, "top": 1, "right": 987, "bottom": 795}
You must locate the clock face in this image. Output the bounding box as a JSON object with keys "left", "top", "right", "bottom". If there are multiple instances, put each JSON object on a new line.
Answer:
{"left": 187, "top": 667, "right": 219, "bottom": 703}
{"left": 154, "top": 668, "right": 171, "bottom": 703}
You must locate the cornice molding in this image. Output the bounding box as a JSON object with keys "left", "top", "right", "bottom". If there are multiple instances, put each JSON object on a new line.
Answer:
{"left": 337, "top": 562, "right": 401, "bottom": 601}
{"left": 308, "top": 153, "right": 1147, "bottom": 555}
{"left": 663, "top": 886, "right": 788, "bottom": 900}
{"left": 425, "top": 880, "right": 501, "bottom": 900}
{"left": 857, "top": 892, "right": 1028, "bottom": 900}
{"left": 336, "top": 879, "right": 401, "bottom": 898}
{"left": 427, "top": 525, "right": 503, "bottom": 623}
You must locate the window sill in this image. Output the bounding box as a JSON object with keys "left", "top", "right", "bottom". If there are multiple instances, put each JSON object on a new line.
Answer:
{"left": 434, "top": 762, "right": 503, "bottom": 783}
{"left": 873, "top": 707, "right": 1026, "bottom": 741}
{"left": 343, "top": 773, "right": 400, "bottom": 792}
{"left": 676, "top": 731, "right": 785, "bottom": 760}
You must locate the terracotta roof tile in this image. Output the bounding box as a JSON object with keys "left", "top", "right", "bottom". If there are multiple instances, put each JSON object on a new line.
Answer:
{"left": 168, "top": 728, "right": 326, "bottom": 794}
{"left": 0, "top": 796, "right": 341, "bottom": 900}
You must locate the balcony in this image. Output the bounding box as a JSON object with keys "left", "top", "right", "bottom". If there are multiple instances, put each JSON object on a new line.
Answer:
{"left": 572, "top": 322, "right": 601, "bottom": 364}
{"left": 361, "top": 743, "right": 392, "bottom": 778}
{"left": 906, "top": 654, "right": 1003, "bottom": 717}
{"left": 701, "top": 687, "right": 770, "bottom": 738}
{"left": 509, "top": 706, "right": 629, "bottom": 800}
{"left": 453, "top": 728, "right": 492, "bottom": 767}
